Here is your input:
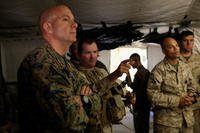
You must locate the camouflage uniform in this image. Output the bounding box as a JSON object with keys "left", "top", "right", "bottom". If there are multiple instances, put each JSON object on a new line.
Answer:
{"left": 180, "top": 54, "right": 200, "bottom": 133}
{"left": 147, "top": 58, "right": 197, "bottom": 133}
{"left": 17, "top": 45, "right": 101, "bottom": 133}
{"left": 179, "top": 54, "right": 200, "bottom": 98}
{"left": 77, "top": 66, "right": 124, "bottom": 133}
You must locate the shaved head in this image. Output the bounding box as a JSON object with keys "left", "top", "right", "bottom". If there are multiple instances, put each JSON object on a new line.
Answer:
{"left": 162, "top": 37, "right": 176, "bottom": 50}
{"left": 161, "top": 37, "right": 180, "bottom": 60}
{"left": 39, "top": 4, "right": 71, "bottom": 32}
{"left": 37, "top": 4, "right": 77, "bottom": 55}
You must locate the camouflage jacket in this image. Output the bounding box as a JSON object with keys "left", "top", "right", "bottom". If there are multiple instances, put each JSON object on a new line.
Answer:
{"left": 179, "top": 54, "right": 200, "bottom": 92}
{"left": 17, "top": 45, "right": 101, "bottom": 133}
{"left": 77, "top": 66, "right": 111, "bottom": 133}
{"left": 147, "top": 58, "right": 197, "bottom": 128}
{"left": 179, "top": 54, "right": 200, "bottom": 109}
{"left": 77, "top": 66, "right": 125, "bottom": 133}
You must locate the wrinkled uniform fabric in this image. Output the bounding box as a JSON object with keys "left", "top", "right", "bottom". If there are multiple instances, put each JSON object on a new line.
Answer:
{"left": 130, "top": 65, "right": 150, "bottom": 133}
{"left": 179, "top": 54, "right": 200, "bottom": 101}
{"left": 180, "top": 54, "right": 200, "bottom": 133}
{"left": 77, "top": 66, "right": 120, "bottom": 133}
{"left": 17, "top": 45, "right": 101, "bottom": 133}
{"left": 147, "top": 58, "right": 196, "bottom": 129}
{"left": 154, "top": 123, "right": 193, "bottom": 133}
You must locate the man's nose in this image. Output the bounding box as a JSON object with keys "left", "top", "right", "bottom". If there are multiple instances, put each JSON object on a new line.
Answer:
{"left": 72, "top": 21, "right": 78, "bottom": 29}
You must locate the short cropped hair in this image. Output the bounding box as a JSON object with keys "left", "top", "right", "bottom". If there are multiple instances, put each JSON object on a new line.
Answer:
{"left": 161, "top": 37, "right": 177, "bottom": 50}
{"left": 130, "top": 53, "right": 140, "bottom": 61}
{"left": 180, "top": 30, "right": 194, "bottom": 39}
{"left": 77, "top": 37, "right": 97, "bottom": 54}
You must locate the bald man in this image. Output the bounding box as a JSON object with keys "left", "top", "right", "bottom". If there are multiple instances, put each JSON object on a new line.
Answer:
{"left": 17, "top": 4, "right": 93, "bottom": 133}
{"left": 17, "top": 4, "right": 130, "bottom": 133}
{"left": 147, "top": 37, "right": 197, "bottom": 133}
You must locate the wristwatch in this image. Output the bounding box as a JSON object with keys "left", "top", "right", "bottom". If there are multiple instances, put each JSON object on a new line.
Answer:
{"left": 81, "top": 95, "right": 89, "bottom": 104}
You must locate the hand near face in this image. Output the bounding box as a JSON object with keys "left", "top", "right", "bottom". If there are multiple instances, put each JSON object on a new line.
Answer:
{"left": 129, "top": 58, "right": 136, "bottom": 66}
{"left": 116, "top": 59, "right": 131, "bottom": 77}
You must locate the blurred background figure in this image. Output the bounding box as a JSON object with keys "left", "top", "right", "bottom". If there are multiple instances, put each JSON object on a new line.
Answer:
{"left": 127, "top": 53, "right": 150, "bottom": 133}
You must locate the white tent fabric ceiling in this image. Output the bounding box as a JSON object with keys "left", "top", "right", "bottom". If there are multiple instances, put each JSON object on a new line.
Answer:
{"left": 0, "top": 0, "right": 200, "bottom": 32}
{"left": 1, "top": 0, "right": 200, "bottom": 82}
{"left": 68, "top": 0, "right": 198, "bottom": 25}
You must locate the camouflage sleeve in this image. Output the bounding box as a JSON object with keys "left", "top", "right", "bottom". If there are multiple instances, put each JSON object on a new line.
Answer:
{"left": 186, "top": 66, "right": 198, "bottom": 97}
{"left": 93, "top": 70, "right": 127, "bottom": 96}
{"left": 32, "top": 63, "right": 89, "bottom": 132}
{"left": 147, "top": 67, "right": 180, "bottom": 108}
{"left": 68, "top": 66, "right": 102, "bottom": 117}
{"left": 87, "top": 68, "right": 111, "bottom": 96}
{"left": 92, "top": 79, "right": 113, "bottom": 96}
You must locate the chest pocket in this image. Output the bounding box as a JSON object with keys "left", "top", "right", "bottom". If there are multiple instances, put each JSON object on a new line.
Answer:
{"left": 161, "top": 66, "right": 189, "bottom": 96}
{"left": 106, "top": 94, "right": 126, "bottom": 124}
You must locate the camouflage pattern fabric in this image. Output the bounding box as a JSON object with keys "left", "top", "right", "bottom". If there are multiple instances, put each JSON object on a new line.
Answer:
{"left": 77, "top": 66, "right": 126, "bottom": 133}
{"left": 106, "top": 94, "right": 126, "bottom": 123}
{"left": 154, "top": 123, "right": 193, "bottom": 133}
{"left": 179, "top": 54, "right": 200, "bottom": 93}
{"left": 17, "top": 45, "right": 101, "bottom": 133}
{"left": 77, "top": 67, "right": 111, "bottom": 133}
{"left": 179, "top": 54, "right": 200, "bottom": 133}
{"left": 147, "top": 58, "right": 196, "bottom": 128}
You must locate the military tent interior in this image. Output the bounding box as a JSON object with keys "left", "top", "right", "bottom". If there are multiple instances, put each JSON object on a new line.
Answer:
{"left": 1, "top": 0, "right": 200, "bottom": 132}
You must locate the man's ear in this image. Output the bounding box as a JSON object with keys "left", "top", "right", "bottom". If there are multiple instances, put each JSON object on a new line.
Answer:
{"left": 43, "top": 22, "right": 53, "bottom": 34}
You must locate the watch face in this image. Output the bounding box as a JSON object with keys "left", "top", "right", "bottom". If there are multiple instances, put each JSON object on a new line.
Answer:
{"left": 83, "top": 96, "right": 89, "bottom": 103}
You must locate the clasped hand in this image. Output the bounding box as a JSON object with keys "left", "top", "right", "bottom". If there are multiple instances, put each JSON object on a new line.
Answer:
{"left": 179, "top": 95, "right": 195, "bottom": 107}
